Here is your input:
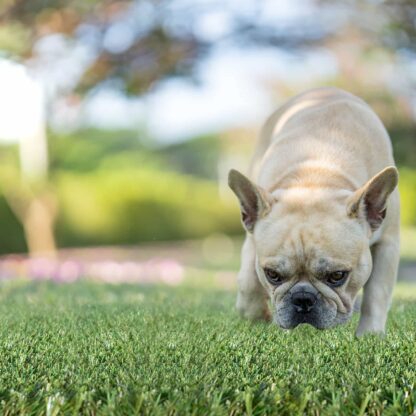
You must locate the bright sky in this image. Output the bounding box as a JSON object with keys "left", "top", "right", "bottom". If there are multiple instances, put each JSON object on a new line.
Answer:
{"left": 142, "top": 46, "right": 337, "bottom": 141}
{"left": 69, "top": 45, "right": 337, "bottom": 143}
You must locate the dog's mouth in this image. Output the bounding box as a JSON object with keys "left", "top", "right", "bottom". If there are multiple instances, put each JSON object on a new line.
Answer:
{"left": 273, "top": 298, "right": 340, "bottom": 330}
{"left": 278, "top": 314, "right": 327, "bottom": 329}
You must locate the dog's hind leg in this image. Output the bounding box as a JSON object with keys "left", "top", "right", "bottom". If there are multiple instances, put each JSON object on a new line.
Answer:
{"left": 355, "top": 234, "right": 400, "bottom": 337}
{"left": 236, "top": 236, "right": 271, "bottom": 321}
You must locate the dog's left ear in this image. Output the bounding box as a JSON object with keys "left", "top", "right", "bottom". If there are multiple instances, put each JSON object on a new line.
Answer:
{"left": 228, "top": 169, "right": 273, "bottom": 233}
{"left": 347, "top": 166, "right": 398, "bottom": 231}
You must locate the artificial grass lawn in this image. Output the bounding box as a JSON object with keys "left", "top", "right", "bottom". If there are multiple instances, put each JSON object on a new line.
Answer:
{"left": 0, "top": 281, "right": 415, "bottom": 415}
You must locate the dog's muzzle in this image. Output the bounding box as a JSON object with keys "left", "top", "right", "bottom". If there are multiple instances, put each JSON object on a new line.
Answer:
{"left": 274, "top": 282, "right": 337, "bottom": 329}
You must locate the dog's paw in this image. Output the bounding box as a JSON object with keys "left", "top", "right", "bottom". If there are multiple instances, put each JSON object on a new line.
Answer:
{"left": 236, "top": 295, "right": 271, "bottom": 322}
{"left": 355, "top": 322, "right": 385, "bottom": 338}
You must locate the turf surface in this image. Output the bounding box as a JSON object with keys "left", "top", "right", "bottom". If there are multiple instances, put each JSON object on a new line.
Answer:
{"left": 0, "top": 281, "right": 415, "bottom": 415}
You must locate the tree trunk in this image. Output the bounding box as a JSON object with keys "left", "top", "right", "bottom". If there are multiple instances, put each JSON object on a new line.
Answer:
{"left": 18, "top": 98, "right": 57, "bottom": 257}
{"left": 22, "top": 197, "right": 57, "bottom": 258}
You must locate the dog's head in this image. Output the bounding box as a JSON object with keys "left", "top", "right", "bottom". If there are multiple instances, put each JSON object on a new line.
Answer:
{"left": 228, "top": 167, "right": 398, "bottom": 329}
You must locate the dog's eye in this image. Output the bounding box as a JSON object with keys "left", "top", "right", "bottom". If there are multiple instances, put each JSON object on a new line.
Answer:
{"left": 264, "top": 268, "right": 283, "bottom": 284}
{"left": 326, "top": 270, "right": 349, "bottom": 287}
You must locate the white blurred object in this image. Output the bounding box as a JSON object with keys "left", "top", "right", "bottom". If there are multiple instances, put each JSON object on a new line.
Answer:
{"left": 0, "top": 59, "right": 48, "bottom": 179}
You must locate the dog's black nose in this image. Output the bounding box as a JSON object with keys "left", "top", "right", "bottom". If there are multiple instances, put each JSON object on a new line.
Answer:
{"left": 291, "top": 291, "right": 317, "bottom": 313}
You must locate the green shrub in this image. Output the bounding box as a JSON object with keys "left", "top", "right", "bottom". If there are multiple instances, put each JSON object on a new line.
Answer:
{"left": 0, "top": 195, "right": 26, "bottom": 254}
{"left": 55, "top": 168, "right": 241, "bottom": 247}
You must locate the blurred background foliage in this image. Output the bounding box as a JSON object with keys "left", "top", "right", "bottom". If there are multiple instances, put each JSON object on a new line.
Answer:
{"left": 0, "top": 0, "right": 414, "bottom": 255}
{"left": 0, "top": 129, "right": 239, "bottom": 253}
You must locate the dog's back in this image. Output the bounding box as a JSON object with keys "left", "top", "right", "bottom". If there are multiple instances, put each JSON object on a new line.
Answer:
{"left": 251, "top": 87, "right": 395, "bottom": 192}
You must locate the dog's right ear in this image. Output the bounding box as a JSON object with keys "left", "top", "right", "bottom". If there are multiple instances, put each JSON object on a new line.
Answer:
{"left": 228, "top": 169, "right": 272, "bottom": 233}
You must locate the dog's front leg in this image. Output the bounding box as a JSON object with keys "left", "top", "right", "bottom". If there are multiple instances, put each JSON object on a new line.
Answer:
{"left": 236, "top": 236, "right": 271, "bottom": 321}
{"left": 356, "top": 236, "right": 400, "bottom": 337}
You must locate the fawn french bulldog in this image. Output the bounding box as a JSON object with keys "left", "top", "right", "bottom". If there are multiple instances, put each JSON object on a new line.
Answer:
{"left": 228, "top": 87, "right": 399, "bottom": 336}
